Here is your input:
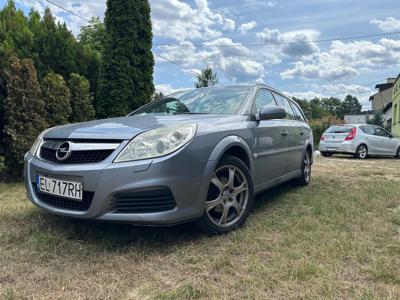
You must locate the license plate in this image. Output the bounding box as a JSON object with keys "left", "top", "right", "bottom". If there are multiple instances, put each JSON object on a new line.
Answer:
{"left": 36, "top": 175, "right": 83, "bottom": 201}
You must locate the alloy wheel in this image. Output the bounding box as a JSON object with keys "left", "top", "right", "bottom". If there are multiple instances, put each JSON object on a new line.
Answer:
{"left": 357, "top": 145, "right": 367, "bottom": 159}
{"left": 303, "top": 152, "right": 311, "bottom": 183}
{"left": 205, "top": 165, "right": 249, "bottom": 227}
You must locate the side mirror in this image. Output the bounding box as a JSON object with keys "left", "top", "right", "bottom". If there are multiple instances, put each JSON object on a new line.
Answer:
{"left": 390, "top": 133, "right": 394, "bottom": 138}
{"left": 257, "top": 106, "right": 286, "bottom": 121}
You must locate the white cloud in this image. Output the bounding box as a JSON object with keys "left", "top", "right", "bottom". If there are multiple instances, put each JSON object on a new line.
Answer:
{"left": 158, "top": 38, "right": 273, "bottom": 83}
{"left": 281, "top": 38, "right": 400, "bottom": 81}
{"left": 151, "top": 0, "right": 235, "bottom": 42}
{"left": 281, "top": 61, "right": 359, "bottom": 81}
{"left": 256, "top": 28, "right": 320, "bottom": 58}
{"left": 370, "top": 17, "right": 400, "bottom": 33}
{"left": 243, "top": 0, "right": 277, "bottom": 8}
{"left": 155, "top": 84, "right": 183, "bottom": 95}
{"left": 238, "top": 21, "right": 257, "bottom": 34}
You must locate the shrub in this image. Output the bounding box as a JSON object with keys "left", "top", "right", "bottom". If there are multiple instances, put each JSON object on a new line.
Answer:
{"left": 41, "top": 71, "right": 71, "bottom": 127}
{"left": 3, "top": 56, "right": 47, "bottom": 178}
{"left": 309, "top": 116, "right": 343, "bottom": 147}
{"left": 68, "top": 73, "right": 95, "bottom": 123}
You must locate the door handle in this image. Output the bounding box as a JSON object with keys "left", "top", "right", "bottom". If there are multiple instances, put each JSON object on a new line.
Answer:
{"left": 299, "top": 130, "right": 305, "bottom": 135}
{"left": 281, "top": 130, "right": 288, "bottom": 137}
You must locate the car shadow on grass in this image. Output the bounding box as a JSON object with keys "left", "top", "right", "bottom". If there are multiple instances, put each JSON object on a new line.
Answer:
{"left": 28, "top": 182, "right": 297, "bottom": 254}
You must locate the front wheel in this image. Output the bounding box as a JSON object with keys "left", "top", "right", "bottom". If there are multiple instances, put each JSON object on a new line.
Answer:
{"left": 396, "top": 147, "right": 400, "bottom": 159}
{"left": 355, "top": 144, "right": 368, "bottom": 159}
{"left": 196, "top": 155, "right": 254, "bottom": 234}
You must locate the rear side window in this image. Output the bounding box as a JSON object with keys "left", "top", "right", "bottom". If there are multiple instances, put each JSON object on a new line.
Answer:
{"left": 290, "top": 102, "right": 306, "bottom": 122}
{"left": 326, "top": 125, "right": 354, "bottom": 133}
{"left": 254, "top": 89, "right": 276, "bottom": 112}
{"left": 273, "top": 93, "right": 295, "bottom": 120}
{"left": 360, "top": 126, "right": 375, "bottom": 135}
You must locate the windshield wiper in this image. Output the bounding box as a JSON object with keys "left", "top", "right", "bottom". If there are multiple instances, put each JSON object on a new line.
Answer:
{"left": 173, "top": 112, "right": 210, "bottom": 115}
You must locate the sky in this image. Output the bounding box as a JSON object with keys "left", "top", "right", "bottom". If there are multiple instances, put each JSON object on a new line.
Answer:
{"left": 3, "top": 0, "right": 400, "bottom": 109}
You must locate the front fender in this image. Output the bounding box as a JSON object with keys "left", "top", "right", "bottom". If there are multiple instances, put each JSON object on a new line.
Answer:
{"left": 196, "top": 135, "right": 254, "bottom": 207}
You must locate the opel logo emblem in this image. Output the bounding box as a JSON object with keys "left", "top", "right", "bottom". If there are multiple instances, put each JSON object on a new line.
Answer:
{"left": 56, "top": 142, "right": 72, "bottom": 161}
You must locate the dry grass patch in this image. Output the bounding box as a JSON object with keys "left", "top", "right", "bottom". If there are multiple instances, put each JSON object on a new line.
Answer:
{"left": 1, "top": 156, "right": 400, "bottom": 299}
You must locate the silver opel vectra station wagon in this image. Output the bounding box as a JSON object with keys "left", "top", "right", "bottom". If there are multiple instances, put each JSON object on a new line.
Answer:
{"left": 24, "top": 85, "right": 313, "bottom": 233}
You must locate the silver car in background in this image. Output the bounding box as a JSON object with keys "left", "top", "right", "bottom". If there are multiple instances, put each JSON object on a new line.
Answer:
{"left": 319, "top": 124, "right": 400, "bottom": 159}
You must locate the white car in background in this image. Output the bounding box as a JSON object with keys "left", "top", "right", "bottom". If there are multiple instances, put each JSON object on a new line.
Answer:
{"left": 319, "top": 124, "right": 400, "bottom": 159}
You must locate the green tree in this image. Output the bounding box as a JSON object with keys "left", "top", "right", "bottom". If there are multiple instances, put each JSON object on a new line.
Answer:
{"left": 294, "top": 97, "right": 331, "bottom": 120}
{"left": 195, "top": 67, "right": 218, "bottom": 88}
{"left": 79, "top": 17, "right": 105, "bottom": 55}
{"left": 366, "top": 111, "right": 384, "bottom": 128}
{"left": 41, "top": 71, "right": 71, "bottom": 127}
{"left": 337, "top": 95, "right": 362, "bottom": 119}
{"left": 3, "top": 56, "right": 47, "bottom": 177}
{"left": 321, "top": 97, "right": 341, "bottom": 116}
{"left": 0, "top": 1, "right": 35, "bottom": 150}
{"left": 68, "top": 73, "right": 95, "bottom": 123}
{"left": 96, "top": 0, "right": 154, "bottom": 117}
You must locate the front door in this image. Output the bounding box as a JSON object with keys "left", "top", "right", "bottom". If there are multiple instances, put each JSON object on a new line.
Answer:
{"left": 253, "top": 89, "right": 288, "bottom": 186}
{"left": 372, "top": 126, "right": 398, "bottom": 155}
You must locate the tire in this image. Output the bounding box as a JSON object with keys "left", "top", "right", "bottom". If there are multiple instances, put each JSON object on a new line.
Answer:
{"left": 320, "top": 151, "right": 333, "bottom": 157}
{"left": 294, "top": 150, "right": 312, "bottom": 186}
{"left": 196, "top": 155, "right": 254, "bottom": 234}
{"left": 395, "top": 147, "right": 400, "bottom": 159}
{"left": 355, "top": 144, "right": 368, "bottom": 159}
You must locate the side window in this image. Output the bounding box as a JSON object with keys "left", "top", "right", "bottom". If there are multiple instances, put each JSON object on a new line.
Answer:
{"left": 273, "top": 93, "right": 295, "bottom": 120}
{"left": 290, "top": 102, "right": 306, "bottom": 122}
{"left": 254, "top": 89, "right": 277, "bottom": 112}
{"left": 374, "top": 127, "right": 391, "bottom": 138}
{"left": 360, "top": 126, "right": 375, "bottom": 135}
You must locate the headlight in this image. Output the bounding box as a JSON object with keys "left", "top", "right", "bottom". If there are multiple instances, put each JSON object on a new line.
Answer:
{"left": 115, "top": 123, "right": 197, "bottom": 162}
{"left": 29, "top": 129, "right": 48, "bottom": 156}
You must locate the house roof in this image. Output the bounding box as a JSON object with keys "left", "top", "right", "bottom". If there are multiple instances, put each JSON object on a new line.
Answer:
{"left": 375, "top": 82, "right": 393, "bottom": 91}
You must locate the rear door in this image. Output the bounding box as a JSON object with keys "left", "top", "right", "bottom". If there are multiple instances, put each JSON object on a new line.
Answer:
{"left": 253, "top": 89, "right": 287, "bottom": 185}
{"left": 272, "top": 92, "right": 303, "bottom": 174}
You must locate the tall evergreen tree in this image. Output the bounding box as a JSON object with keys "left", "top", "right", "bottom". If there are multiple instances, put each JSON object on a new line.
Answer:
{"left": 96, "top": 0, "right": 154, "bottom": 118}
{"left": 3, "top": 56, "right": 47, "bottom": 177}
{"left": 41, "top": 71, "right": 71, "bottom": 127}
{"left": 68, "top": 73, "right": 95, "bottom": 123}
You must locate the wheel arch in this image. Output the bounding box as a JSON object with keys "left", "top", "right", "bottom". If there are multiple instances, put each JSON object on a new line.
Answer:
{"left": 196, "top": 136, "right": 254, "bottom": 211}
{"left": 207, "top": 135, "right": 254, "bottom": 173}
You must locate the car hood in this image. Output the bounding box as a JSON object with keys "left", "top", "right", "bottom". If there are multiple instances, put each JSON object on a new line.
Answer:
{"left": 44, "top": 114, "right": 244, "bottom": 140}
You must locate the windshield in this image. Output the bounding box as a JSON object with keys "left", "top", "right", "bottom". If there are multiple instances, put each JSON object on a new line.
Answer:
{"left": 133, "top": 86, "right": 251, "bottom": 116}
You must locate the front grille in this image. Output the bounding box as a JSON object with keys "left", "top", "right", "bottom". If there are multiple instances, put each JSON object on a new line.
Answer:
{"left": 110, "top": 188, "right": 177, "bottom": 214}
{"left": 40, "top": 147, "right": 114, "bottom": 164}
{"left": 33, "top": 184, "right": 94, "bottom": 211}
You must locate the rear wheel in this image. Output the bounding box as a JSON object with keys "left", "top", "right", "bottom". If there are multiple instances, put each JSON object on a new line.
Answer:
{"left": 294, "top": 150, "right": 312, "bottom": 186}
{"left": 395, "top": 147, "right": 400, "bottom": 159}
{"left": 320, "top": 151, "right": 333, "bottom": 157}
{"left": 196, "top": 155, "right": 254, "bottom": 234}
{"left": 355, "top": 144, "right": 368, "bottom": 159}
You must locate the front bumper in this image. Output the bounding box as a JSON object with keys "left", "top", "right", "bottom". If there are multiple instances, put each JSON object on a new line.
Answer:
{"left": 319, "top": 141, "right": 356, "bottom": 154}
{"left": 24, "top": 147, "right": 213, "bottom": 225}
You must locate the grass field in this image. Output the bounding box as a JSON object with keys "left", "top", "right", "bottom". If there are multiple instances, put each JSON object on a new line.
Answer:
{"left": 1, "top": 156, "right": 400, "bottom": 299}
